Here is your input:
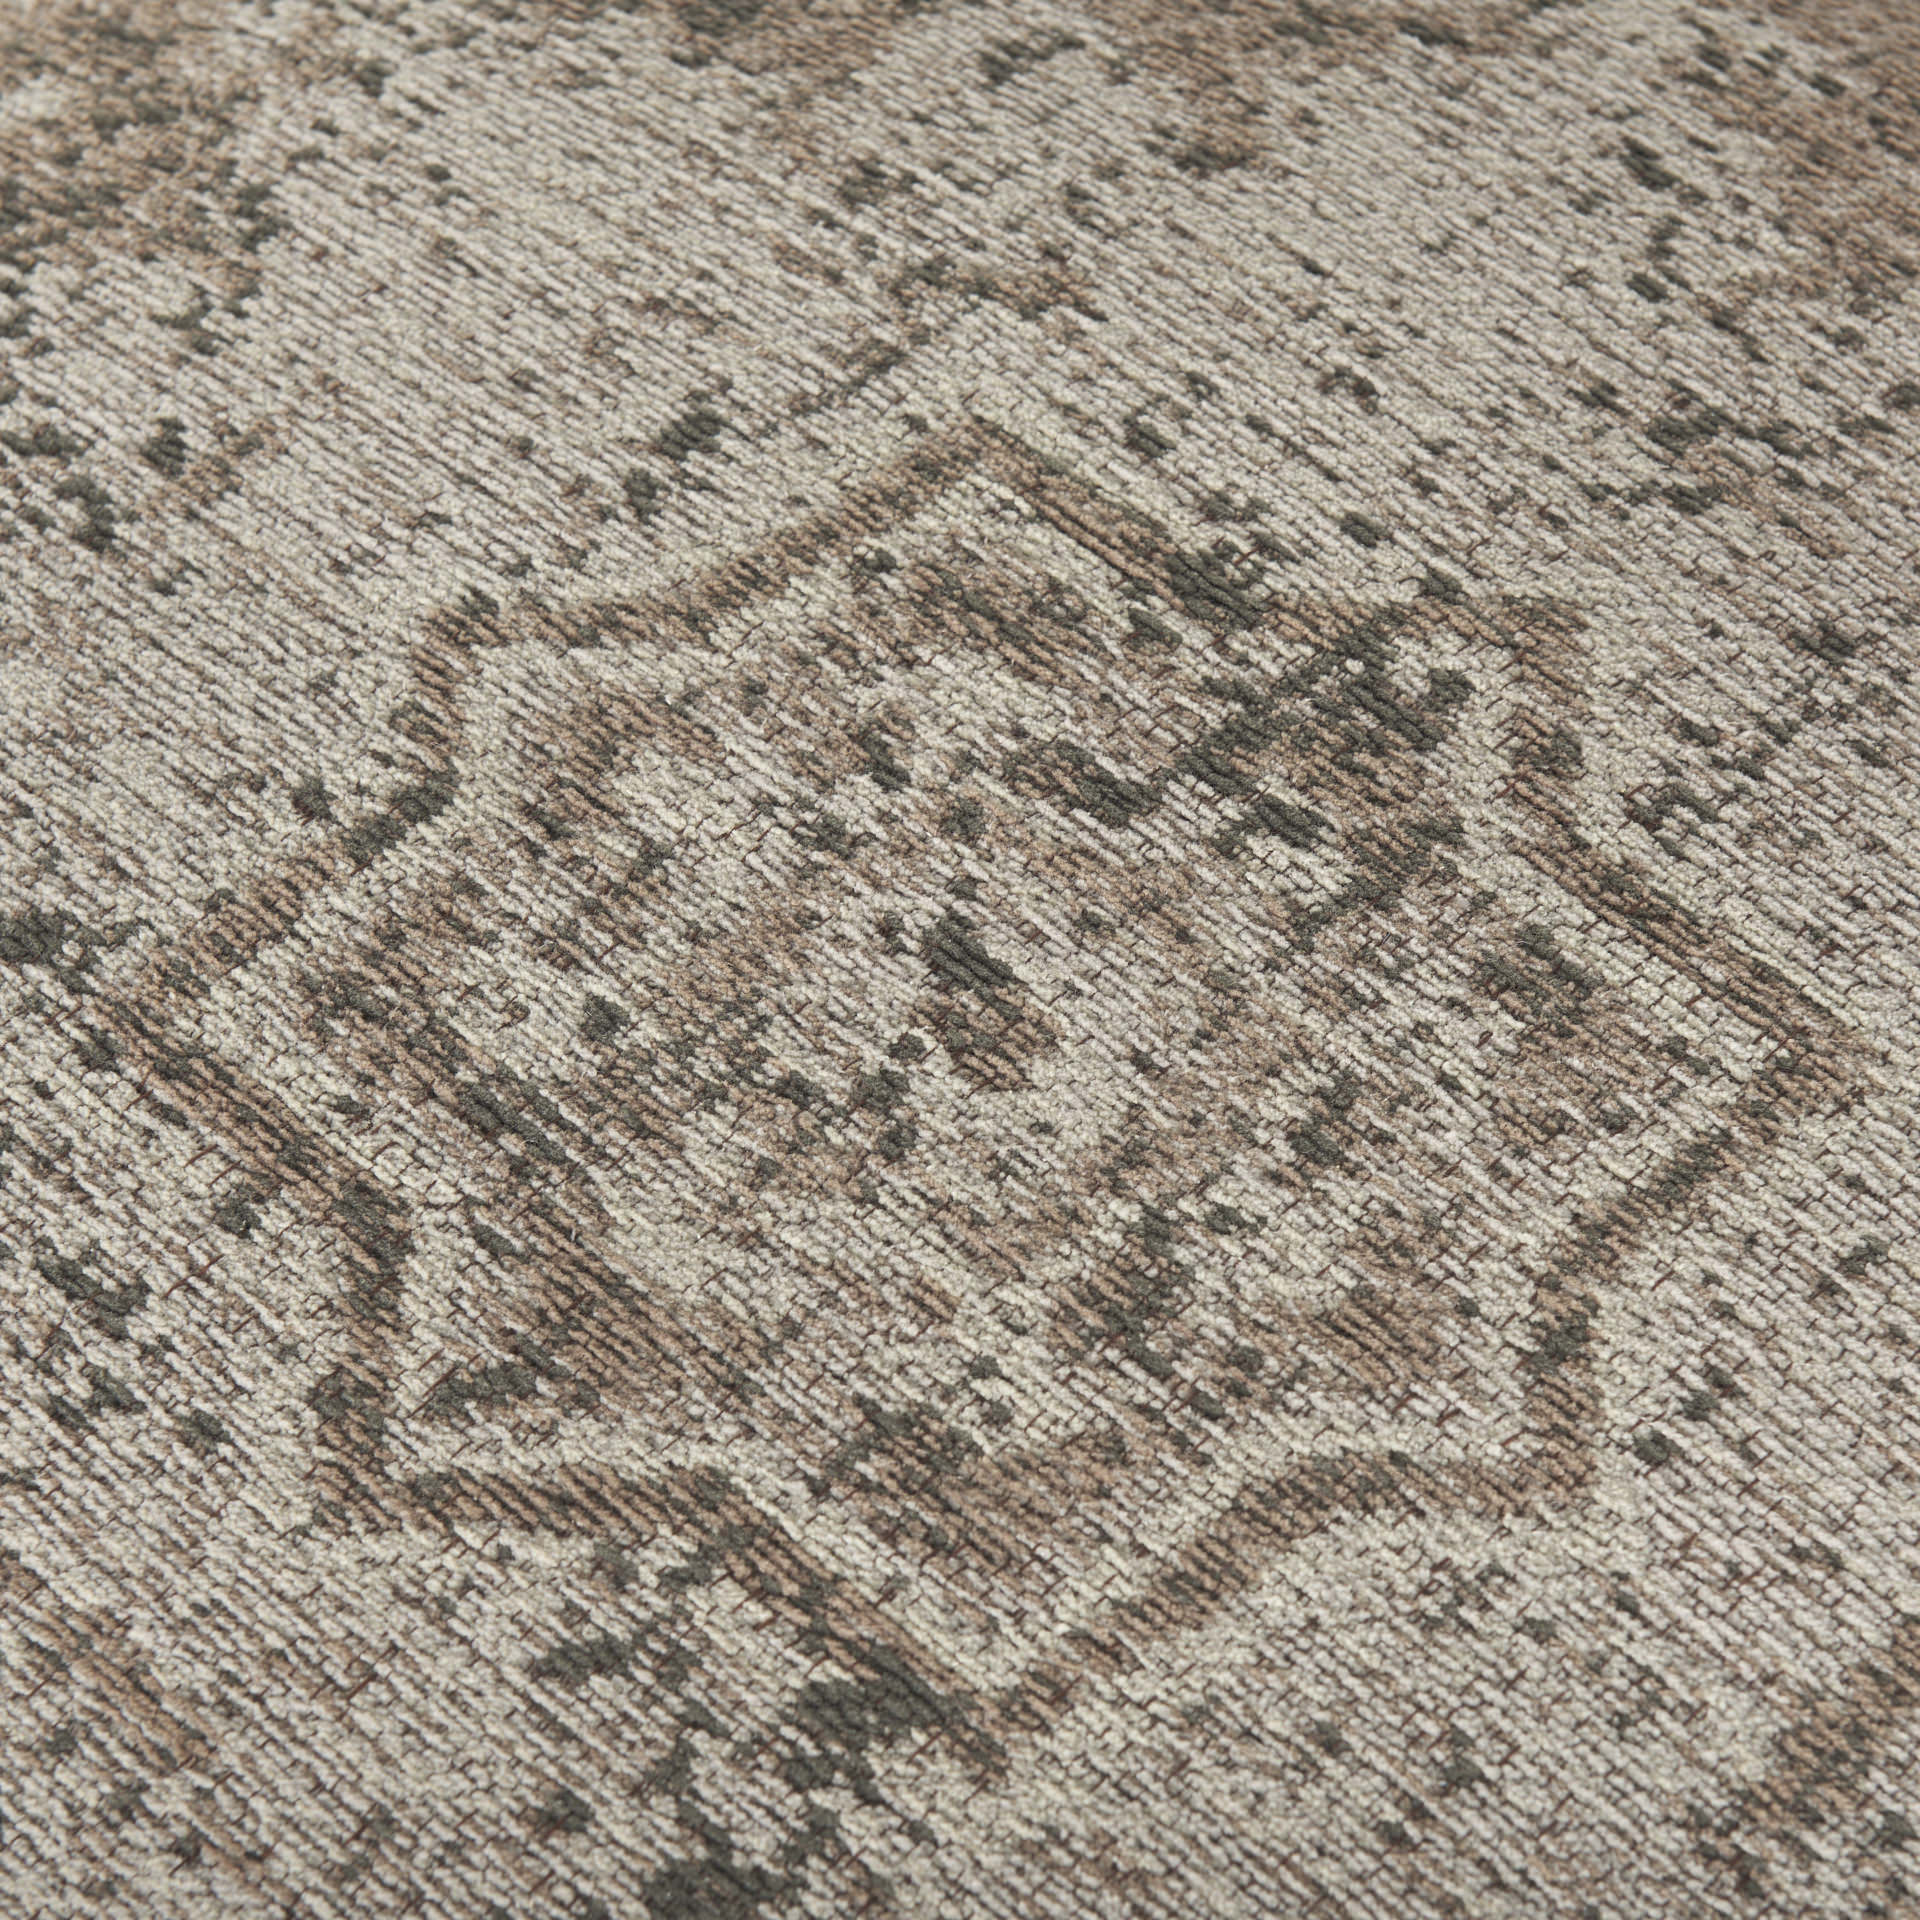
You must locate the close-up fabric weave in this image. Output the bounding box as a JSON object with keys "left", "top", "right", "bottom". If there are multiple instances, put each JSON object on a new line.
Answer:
{"left": 2, "top": 1, "right": 1918, "bottom": 1915}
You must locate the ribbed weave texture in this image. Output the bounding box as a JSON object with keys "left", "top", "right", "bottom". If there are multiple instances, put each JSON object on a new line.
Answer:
{"left": 2, "top": 2, "right": 1918, "bottom": 1914}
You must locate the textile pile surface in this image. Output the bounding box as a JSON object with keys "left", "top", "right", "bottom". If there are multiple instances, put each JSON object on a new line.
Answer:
{"left": 3, "top": 1, "right": 1919, "bottom": 1914}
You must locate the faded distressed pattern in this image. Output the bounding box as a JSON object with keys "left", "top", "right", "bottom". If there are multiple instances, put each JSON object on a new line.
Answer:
{"left": 2, "top": 0, "right": 1918, "bottom": 1914}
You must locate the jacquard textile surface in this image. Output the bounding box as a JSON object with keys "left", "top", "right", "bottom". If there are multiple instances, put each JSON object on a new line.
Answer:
{"left": 2, "top": 0, "right": 1918, "bottom": 1914}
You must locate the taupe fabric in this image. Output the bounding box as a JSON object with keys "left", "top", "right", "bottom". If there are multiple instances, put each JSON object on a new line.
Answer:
{"left": 3, "top": 2, "right": 1918, "bottom": 1914}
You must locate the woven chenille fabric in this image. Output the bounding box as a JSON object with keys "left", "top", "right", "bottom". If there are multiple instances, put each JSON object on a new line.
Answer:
{"left": 2, "top": 0, "right": 1918, "bottom": 1914}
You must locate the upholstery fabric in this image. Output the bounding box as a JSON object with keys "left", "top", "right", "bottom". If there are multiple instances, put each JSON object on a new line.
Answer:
{"left": 2, "top": 2, "right": 1918, "bottom": 1913}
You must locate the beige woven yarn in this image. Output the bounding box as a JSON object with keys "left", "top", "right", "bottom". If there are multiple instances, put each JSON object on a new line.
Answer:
{"left": 3, "top": 1, "right": 1919, "bottom": 1914}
